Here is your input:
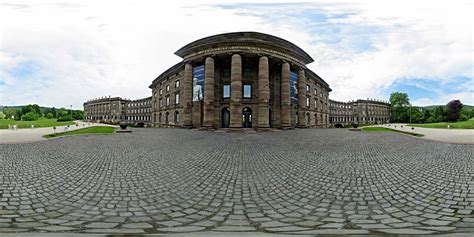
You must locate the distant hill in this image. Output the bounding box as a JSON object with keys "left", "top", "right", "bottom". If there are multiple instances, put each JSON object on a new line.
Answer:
{"left": 2, "top": 105, "right": 82, "bottom": 112}
{"left": 422, "top": 104, "right": 473, "bottom": 110}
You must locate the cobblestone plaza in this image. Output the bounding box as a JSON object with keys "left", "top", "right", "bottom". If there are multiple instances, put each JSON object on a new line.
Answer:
{"left": 0, "top": 129, "right": 473, "bottom": 235}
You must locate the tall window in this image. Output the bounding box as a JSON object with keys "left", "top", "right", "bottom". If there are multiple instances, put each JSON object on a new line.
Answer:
{"left": 175, "top": 111, "right": 180, "bottom": 123}
{"left": 159, "top": 89, "right": 162, "bottom": 95}
{"left": 306, "top": 96, "right": 310, "bottom": 107}
{"left": 175, "top": 80, "right": 180, "bottom": 88}
{"left": 166, "top": 96, "right": 170, "bottom": 106}
{"left": 166, "top": 85, "right": 170, "bottom": 92}
{"left": 306, "top": 84, "right": 310, "bottom": 93}
{"left": 223, "top": 85, "right": 230, "bottom": 98}
{"left": 243, "top": 85, "right": 251, "bottom": 98}
{"left": 193, "top": 65, "right": 205, "bottom": 101}
{"left": 175, "top": 93, "right": 180, "bottom": 104}
{"left": 314, "top": 98, "right": 318, "bottom": 109}
{"left": 290, "top": 71, "right": 298, "bottom": 104}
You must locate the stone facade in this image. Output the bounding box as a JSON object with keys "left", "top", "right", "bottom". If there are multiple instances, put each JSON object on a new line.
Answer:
{"left": 83, "top": 96, "right": 127, "bottom": 123}
{"left": 84, "top": 96, "right": 152, "bottom": 126}
{"left": 330, "top": 99, "right": 390, "bottom": 126}
{"left": 149, "top": 32, "right": 332, "bottom": 129}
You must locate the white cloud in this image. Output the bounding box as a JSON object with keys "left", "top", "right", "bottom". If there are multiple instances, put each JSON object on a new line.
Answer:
{"left": 0, "top": 0, "right": 472, "bottom": 108}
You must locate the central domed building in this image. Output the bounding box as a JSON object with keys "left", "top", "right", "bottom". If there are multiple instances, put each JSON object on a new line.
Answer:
{"left": 149, "top": 32, "right": 331, "bottom": 129}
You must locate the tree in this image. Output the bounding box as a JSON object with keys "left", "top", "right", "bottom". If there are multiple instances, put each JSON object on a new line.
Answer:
{"left": 14, "top": 110, "right": 22, "bottom": 120}
{"left": 0, "top": 111, "right": 5, "bottom": 119}
{"left": 46, "top": 113, "right": 54, "bottom": 119}
{"left": 21, "top": 104, "right": 41, "bottom": 116}
{"left": 72, "top": 110, "right": 84, "bottom": 120}
{"left": 422, "top": 109, "right": 432, "bottom": 123}
{"left": 58, "top": 108, "right": 69, "bottom": 117}
{"left": 389, "top": 92, "right": 410, "bottom": 123}
{"left": 459, "top": 107, "right": 474, "bottom": 121}
{"left": 3, "top": 108, "right": 17, "bottom": 119}
{"left": 446, "top": 100, "right": 463, "bottom": 122}
{"left": 433, "top": 106, "right": 446, "bottom": 122}
{"left": 21, "top": 111, "right": 39, "bottom": 121}
{"left": 410, "top": 107, "right": 423, "bottom": 123}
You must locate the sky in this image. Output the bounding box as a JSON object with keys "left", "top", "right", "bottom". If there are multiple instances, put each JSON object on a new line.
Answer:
{"left": 0, "top": 0, "right": 472, "bottom": 109}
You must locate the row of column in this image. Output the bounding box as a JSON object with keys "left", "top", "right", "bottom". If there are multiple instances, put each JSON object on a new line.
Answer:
{"left": 181, "top": 54, "right": 306, "bottom": 128}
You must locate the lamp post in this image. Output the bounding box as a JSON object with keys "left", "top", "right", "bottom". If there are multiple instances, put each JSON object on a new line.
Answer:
{"left": 409, "top": 103, "right": 412, "bottom": 124}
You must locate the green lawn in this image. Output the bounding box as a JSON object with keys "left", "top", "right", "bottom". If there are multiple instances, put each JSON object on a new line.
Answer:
{"left": 362, "top": 127, "right": 424, "bottom": 137}
{"left": 43, "top": 126, "right": 115, "bottom": 138}
{"left": 408, "top": 118, "right": 474, "bottom": 129}
{"left": 0, "top": 118, "right": 75, "bottom": 129}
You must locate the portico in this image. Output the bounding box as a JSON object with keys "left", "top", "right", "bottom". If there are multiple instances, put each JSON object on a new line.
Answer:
{"left": 149, "top": 32, "right": 332, "bottom": 129}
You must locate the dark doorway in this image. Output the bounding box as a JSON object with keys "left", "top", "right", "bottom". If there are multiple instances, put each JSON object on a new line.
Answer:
{"left": 221, "top": 107, "right": 230, "bottom": 128}
{"left": 242, "top": 107, "right": 252, "bottom": 128}
{"left": 136, "top": 122, "right": 145, "bottom": 127}
{"left": 335, "top": 123, "right": 343, "bottom": 128}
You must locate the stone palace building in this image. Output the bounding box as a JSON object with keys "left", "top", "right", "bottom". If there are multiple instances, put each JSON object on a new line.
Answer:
{"left": 83, "top": 96, "right": 152, "bottom": 126}
{"left": 329, "top": 99, "right": 390, "bottom": 127}
{"left": 84, "top": 32, "right": 390, "bottom": 129}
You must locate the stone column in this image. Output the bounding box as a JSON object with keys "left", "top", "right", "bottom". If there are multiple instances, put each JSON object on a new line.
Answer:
{"left": 182, "top": 63, "right": 193, "bottom": 127}
{"left": 298, "top": 68, "right": 306, "bottom": 127}
{"left": 203, "top": 57, "right": 215, "bottom": 128}
{"left": 258, "top": 56, "right": 270, "bottom": 128}
{"left": 229, "top": 54, "right": 242, "bottom": 128}
{"left": 280, "top": 62, "right": 291, "bottom": 128}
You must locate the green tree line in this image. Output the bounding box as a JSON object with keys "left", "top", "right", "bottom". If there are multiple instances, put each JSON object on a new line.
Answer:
{"left": 389, "top": 92, "right": 473, "bottom": 123}
{"left": 2, "top": 104, "right": 84, "bottom": 121}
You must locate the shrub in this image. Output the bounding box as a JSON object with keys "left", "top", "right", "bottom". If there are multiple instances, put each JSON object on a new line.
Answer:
{"left": 352, "top": 123, "right": 359, "bottom": 128}
{"left": 46, "top": 113, "right": 54, "bottom": 119}
{"left": 57, "top": 115, "right": 73, "bottom": 121}
{"left": 21, "top": 111, "right": 39, "bottom": 121}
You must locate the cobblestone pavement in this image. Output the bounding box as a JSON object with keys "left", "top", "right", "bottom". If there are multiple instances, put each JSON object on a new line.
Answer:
{"left": 0, "top": 128, "right": 473, "bottom": 235}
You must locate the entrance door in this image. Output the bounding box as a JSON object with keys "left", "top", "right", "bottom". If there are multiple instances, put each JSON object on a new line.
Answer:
{"left": 242, "top": 107, "right": 252, "bottom": 128}
{"left": 221, "top": 108, "right": 230, "bottom": 128}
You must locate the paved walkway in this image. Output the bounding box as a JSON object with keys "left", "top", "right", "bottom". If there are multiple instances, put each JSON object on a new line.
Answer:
{"left": 0, "top": 121, "right": 115, "bottom": 144}
{"left": 0, "top": 129, "right": 472, "bottom": 235}
{"left": 375, "top": 123, "right": 474, "bottom": 144}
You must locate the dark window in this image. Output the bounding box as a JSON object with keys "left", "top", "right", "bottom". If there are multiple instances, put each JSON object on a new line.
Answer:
{"left": 223, "top": 85, "right": 230, "bottom": 98}
{"left": 243, "top": 85, "right": 251, "bottom": 98}
{"left": 175, "top": 80, "right": 180, "bottom": 88}
{"left": 306, "top": 84, "right": 310, "bottom": 93}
